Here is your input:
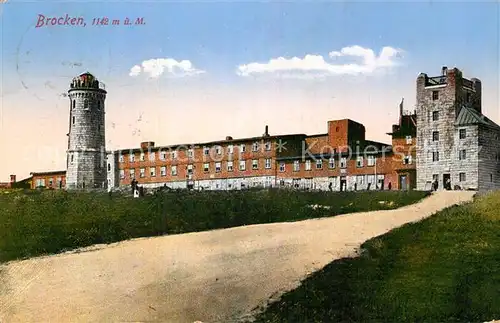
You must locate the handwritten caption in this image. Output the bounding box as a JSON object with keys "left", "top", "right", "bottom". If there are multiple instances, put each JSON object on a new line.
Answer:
{"left": 35, "top": 14, "right": 145, "bottom": 28}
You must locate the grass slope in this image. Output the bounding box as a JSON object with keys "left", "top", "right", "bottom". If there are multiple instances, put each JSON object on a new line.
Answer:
{"left": 251, "top": 191, "right": 500, "bottom": 323}
{"left": 0, "top": 189, "right": 428, "bottom": 264}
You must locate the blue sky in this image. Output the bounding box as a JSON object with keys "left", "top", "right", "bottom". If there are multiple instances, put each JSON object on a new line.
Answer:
{"left": 0, "top": 1, "right": 499, "bottom": 180}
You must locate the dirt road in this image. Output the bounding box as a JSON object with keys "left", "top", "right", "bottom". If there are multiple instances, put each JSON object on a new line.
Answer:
{"left": 0, "top": 191, "right": 475, "bottom": 323}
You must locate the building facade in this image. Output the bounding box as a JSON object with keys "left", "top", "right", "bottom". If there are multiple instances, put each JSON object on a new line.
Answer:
{"left": 107, "top": 108, "right": 417, "bottom": 191}
{"left": 416, "top": 66, "right": 500, "bottom": 191}
{"left": 66, "top": 72, "right": 107, "bottom": 189}
{"left": 30, "top": 171, "right": 66, "bottom": 189}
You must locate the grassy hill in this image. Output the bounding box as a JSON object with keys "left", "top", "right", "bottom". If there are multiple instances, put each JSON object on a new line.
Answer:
{"left": 251, "top": 190, "right": 500, "bottom": 323}
{"left": 0, "top": 189, "right": 428, "bottom": 264}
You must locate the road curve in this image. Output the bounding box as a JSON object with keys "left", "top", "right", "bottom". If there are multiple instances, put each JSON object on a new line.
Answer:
{"left": 0, "top": 191, "right": 475, "bottom": 323}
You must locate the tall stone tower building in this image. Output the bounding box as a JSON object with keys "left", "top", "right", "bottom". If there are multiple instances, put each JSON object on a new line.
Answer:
{"left": 66, "top": 72, "right": 107, "bottom": 189}
{"left": 416, "top": 66, "right": 500, "bottom": 191}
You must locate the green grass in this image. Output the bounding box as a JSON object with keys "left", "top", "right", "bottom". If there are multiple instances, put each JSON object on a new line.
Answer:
{"left": 251, "top": 191, "right": 500, "bottom": 323}
{"left": 0, "top": 188, "right": 428, "bottom": 264}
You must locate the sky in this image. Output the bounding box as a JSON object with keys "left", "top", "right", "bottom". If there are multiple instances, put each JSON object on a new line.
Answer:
{"left": 0, "top": 0, "right": 499, "bottom": 181}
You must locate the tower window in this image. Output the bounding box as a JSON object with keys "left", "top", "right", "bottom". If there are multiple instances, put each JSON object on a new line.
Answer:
{"left": 97, "top": 101, "right": 101, "bottom": 110}
{"left": 432, "top": 111, "right": 439, "bottom": 121}
{"left": 72, "top": 100, "right": 75, "bottom": 110}
{"left": 432, "top": 131, "right": 439, "bottom": 141}
{"left": 70, "top": 154, "right": 74, "bottom": 163}
{"left": 432, "top": 91, "right": 439, "bottom": 100}
{"left": 72, "top": 116, "right": 75, "bottom": 125}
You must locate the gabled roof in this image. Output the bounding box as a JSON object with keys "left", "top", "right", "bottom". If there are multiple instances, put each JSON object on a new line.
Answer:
{"left": 455, "top": 104, "right": 500, "bottom": 130}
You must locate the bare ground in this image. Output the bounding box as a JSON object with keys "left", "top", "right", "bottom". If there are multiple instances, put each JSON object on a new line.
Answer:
{"left": 0, "top": 191, "right": 475, "bottom": 323}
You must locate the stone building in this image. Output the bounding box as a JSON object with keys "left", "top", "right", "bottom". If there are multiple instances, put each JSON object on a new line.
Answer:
{"left": 66, "top": 72, "right": 107, "bottom": 189}
{"left": 416, "top": 66, "right": 500, "bottom": 191}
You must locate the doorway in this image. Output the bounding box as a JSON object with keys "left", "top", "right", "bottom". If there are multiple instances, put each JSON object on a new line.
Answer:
{"left": 340, "top": 177, "right": 347, "bottom": 192}
{"left": 399, "top": 175, "right": 408, "bottom": 190}
{"left": 443, "top": 173, "right": 451, "bottom": 190}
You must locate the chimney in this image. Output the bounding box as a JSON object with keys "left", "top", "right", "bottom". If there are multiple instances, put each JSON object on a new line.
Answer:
{"left": 225, "top": 136, "right": 233, "bottom": 141}
{"left": 140, "top": 141, "right": 155, "bottom": 150}
{"left": 263, "top": 125, "right": 269, "bottom": 137}
{"left": 442, "top": 66, "right": 448, "bottom": 76}
{"left": 10, "top": 175, "right": 16, "bottom": 183}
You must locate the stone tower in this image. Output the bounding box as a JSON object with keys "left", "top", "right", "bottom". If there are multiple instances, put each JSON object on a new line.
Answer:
{"left": 415, "top": 66, "right": 482, "bottom": 190}
{"left": 66, "top": 72, "right": 107, "bottom": 189}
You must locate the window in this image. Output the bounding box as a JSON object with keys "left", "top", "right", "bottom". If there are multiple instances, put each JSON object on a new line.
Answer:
{"left": 265, "top": 142, "right": 271, "bottom": 151}
{"left": 279, "top": 163, "right": 286, "bottom": 172}
{"left": 305, "top": 160, "right": 312, "bottom": 171}
{"left": 203, "top": 147, "right": 209, "bottom": 155}
{"left": 491, "top": 174, "right": 493, "bottom": 182}
{"left": 160, "top": 151, "right": 167, "bottom": 160}
{"left": 188, "top": 149, "right": 194, "bottom": 158}
{"left": 70, "top": 154, "right": 74, "bottom": 163}
{"left": 140, "top": 168, "right": 145, "bottom": 178}
{"left": 367, "top": 156, "right": 376, "bottom": 166}
{"left": 72, "top": 100, "right": 75, "bottom": 110}
{"left": 316, "top": 159, "right": 322, "bottom": 169}
{"left": 432, "top": 174, "right": 438, "bottom": 181}
{"left": 72, "top": 116, "right": 75, "bottom": 125}
{"left": 432, "top": 151, "right": 440, "bottom": 162}
{"left": 239, "top": 160, "right": 246, "bottom": 171}
{"left": 356, "top": 156, "right": 364, "bottom": 168}
{"left": 129, "top": 154, "right": 135, "bottom": 162}
{"left": 160, "top": 166, "right": 166, "bottom": 176}
{"left": 293, "top": 160, "right": 300, "bottom": 172}
{"left": 356, "top": 175, "right": 364, "bottom": 185}
{"left": 432, "top": 131, "right": 439, "bottom": 141}
{"left": 203, "top": 163, "right": 209, "bottom": 172}
{"left": 252, "top": 159, "right": 258, "bottom": 170}
{"left": 403, "top": 155, "right": 412, "bottom": 164}
{"left": 149, "top": 152, "right": 155, "bottom": 162}
{"left": 140, "top": 153, "right": 145, "bottom": 161}
{"left": 227, "top": 145, "right": 234, "bottom": 154}
{"left": 459, "top": 149, "right": 467, "bottom": 160}
{"left": 227, "top": 161, "right": 233, "bottom": 171}
{"left": 171, "top": 150, "right": 177, "bottom": 159}
{"left": 459, "top": 129, "right": 466, "bottom": 139}
{"left": 265, "top": 158, "right": 271, "bottom": 169}
{"left": 119, "top": 155, "right": 124, "bottom": 163}
{"left": 187, "top": 165, "right": 193, "bottom": 174}
{"left": 432, "top": 91, "right": 439, "bottom": 100}
{"left": 48, "top": 178, "right": 53, "bottom": 187}
{"left": 340, "top": 157, "right": 347, "bottom": 168}
{"left": 432, "top": 111, "right": 439, "bottom": 121}
{"left": 215, "top": 146, "right": 222, "bottom": 155}
{"left": 459, "top": 172, "right": 466, "bottom": 182}
{"left": 406, "top": 135, "right": 412, "bottom": 144}
{"left": 129, "top": 169, "right": 135, "bottom": 179}
{"left": 252, "top": 142, "right": 259, "bottom": 152}
{"left": 107, "top": 163, "right": 111, "bottom": 172}
{"left": 150, "top": 167, "right": 156, "bottom": 177}
{"left": 171, "top": 166, "right": 177, "bottom": 176}
{"left": 120, "top": 169, "right": 125, "bottom": 179}
{"left": 240, "top": 144, "right": 246, "bottom": 152}
{"left": 466, "top": 92, "right": 471, "bottom": 102}
{"left": 328, "top": 158, "right": 335, "bottom": 169}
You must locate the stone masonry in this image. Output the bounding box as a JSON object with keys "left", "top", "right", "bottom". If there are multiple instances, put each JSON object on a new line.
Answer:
{"left": 66, "top": 72, "right": 107, "bottom": 189}
{"left": 416, "top": 66, "right": 500, "bottom": 191}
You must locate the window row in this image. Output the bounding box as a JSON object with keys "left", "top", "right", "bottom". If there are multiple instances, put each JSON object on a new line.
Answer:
{"left": 431, "top": 129, "right": 467, "bottom": 142}
{"left": 120, "top": 159, "right": 274, "bottom": 179}
{"left": 118, "top": 142, "right": 273, "bottom": 163}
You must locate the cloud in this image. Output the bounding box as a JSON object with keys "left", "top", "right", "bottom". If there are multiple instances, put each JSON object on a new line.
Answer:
{"left": 129, "top": 58, "right": 205, "bottom": 78}
{"left": 236, "top": 45, "right": 403, "bottom": 78}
